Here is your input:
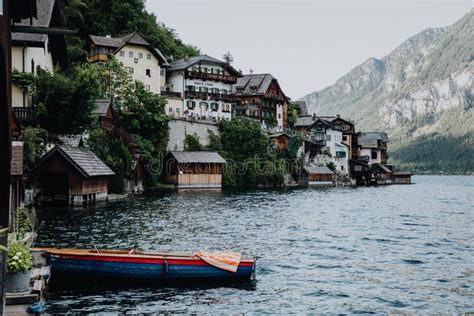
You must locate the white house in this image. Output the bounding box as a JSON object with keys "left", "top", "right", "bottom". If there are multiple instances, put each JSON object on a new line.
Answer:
{"left": 11, "top": 0, "right": 67, "bottom": 109}
{"left": 358, "top": 132, "right": 389, "bottom": 165}
{"left": 305, "top": 117, "right": 349, "bottom": 174}
{"left": 88, "top": 33, "right": 168, "bottom": 95}
{"left": 165, "top": 55, "right": 242, "bottom": 121}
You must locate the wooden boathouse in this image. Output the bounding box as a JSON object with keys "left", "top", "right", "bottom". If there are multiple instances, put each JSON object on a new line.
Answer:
{"left": 29, "top": 145, "right": 114, "bottom": 206}
{"left": 298, "top": 166, "right": 335, "bottom": 187}
{"left": 163, "top": 151, "right": 226, "bottom": 189}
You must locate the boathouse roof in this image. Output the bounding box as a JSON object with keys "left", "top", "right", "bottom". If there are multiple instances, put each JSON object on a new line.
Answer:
{"left": 31, "top": 145, "right": 115, "bottom": 178}
{"left": 303, "top": 166, "right": 334, "bottom": 175}
{"left": 93, "top": 99, "right": 112, "bottom": 117}
{"left": 168, "top": 151, "right": 226, "bottom": 164}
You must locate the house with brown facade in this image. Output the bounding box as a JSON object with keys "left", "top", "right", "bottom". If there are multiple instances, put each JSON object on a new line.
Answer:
{"left": 233, "top": 73, "right": 290, "bottom": 132}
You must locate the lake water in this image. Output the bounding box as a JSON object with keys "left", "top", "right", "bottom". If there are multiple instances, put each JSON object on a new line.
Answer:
{"left": 35, "top": 175, "right": 474, "bottom": 313}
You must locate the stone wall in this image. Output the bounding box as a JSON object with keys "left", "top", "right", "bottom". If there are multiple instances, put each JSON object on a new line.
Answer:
{"left": 168, "top": 118, "right": 220, "bottom": 151}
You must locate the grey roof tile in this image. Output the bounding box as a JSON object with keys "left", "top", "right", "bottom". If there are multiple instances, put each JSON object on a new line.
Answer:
{"left": 12, "top": 0, "right": 55, "bottom": 44}
{"left": 58, "top": 145, "right": 115, "bottom": 177}
{"left": 169, "top": 151, "right": 226, "bottom": 164}
{"left": 304, "top": 166, "right": 334, "bottom": 175}
{"left": 167, "top": 55, "right": 239, "bottom": 75}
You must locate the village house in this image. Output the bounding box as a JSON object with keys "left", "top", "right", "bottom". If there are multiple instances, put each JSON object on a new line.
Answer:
{"left": 296, "top": 115, "right": 349, "bottom": 174}
{"left": 298, "top": 166, "right": 335, "bottom": 187}
{"left": 11, "top": 0, "right": 67, "bottom": 120}
{"left": 163, "top": 151, "right": 226, "bottom": 189}
{"left": 165, "top": 55, "right": 241, "bottom": 122}
{"left": 88, "top": 33, "right": 168, "bottom": 95}
{"left": 358, "top": 132, "right": 389, "bottom": 165}
{"left": 29, "top": 145, "right": 115, "bottom": 206}
{"left": 233, "top": 73, "right": 290, "bottom": 132}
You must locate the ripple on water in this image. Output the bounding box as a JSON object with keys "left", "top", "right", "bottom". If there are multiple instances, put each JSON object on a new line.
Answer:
{"left": 36, "top": 176, "right": 474, "bottom": 313}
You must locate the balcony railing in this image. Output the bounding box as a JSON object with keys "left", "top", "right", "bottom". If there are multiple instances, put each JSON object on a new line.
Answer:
{"left": 12, "top": 107, "right": 37, "bottom": 123}
{"left": 161, "top": 91, "right": 182, "bottom": 98}
{"left": 186, "top": 71, "right": 238, "bottom": 84}
{"left": 185, "top": 90, "right": 236, "bottom": 102}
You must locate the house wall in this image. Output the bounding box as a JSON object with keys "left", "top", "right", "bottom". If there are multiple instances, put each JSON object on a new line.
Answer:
{"left": 167, "top": 118, "right": 220, "bottom": 151}
{"left": 165, "top": 97, "right": 184, "bottom": 117}
{"left": 360, "top": 148, "right": 382, "bottom": 164}
{"left": 176, "top": 174, "right": 222, "bottom": 188}
{"left": 11, "top": 44, "right": 54, "bottom": 107}
{"left": 115, "top": 44, "right": 161, "bottom": 94}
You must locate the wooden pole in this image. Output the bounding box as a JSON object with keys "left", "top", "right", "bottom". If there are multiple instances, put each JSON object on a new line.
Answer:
{"left": 0, "top": 0, "right": 12, "bottom": 312}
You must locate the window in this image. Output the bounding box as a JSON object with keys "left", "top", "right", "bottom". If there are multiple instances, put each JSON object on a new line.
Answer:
{"left": 202, "top": 67, "right": 208, "bottom": 73}
{"left": 127, "top": 67, "right": 134, "bottom": 74}
{"left": 371, "top": 150, "right": 378, "bottom": 160}
{"left": 146, "top": 69, "right": 151, "bottom": 77}
{"left": 326, "top": 134, "right": 331, "bottom": 141}
{"left": 120, "top": 51, "right": 125, "bottom": 57}
{"left": 169, "top": 107, "right": 173, "bottom": 113}
{"left": 187, "top": 101, "right": 195, "bottom": 109}
{"left": 186, "top": 85, "right": 195, "bottom": 92}
{"left": 147, "top": 53, "right": 151, "bottom": 60}
{"left": 201, "top": 87, "right": 208, "bottom": 93}
{"left": 343, "top": 135, "right": 348, "bottom": 142}
{"left": 278, "top": 113, "right": 281, "bottom": 119}
{"left": 129, "top": 51, "right": 133, "bottom": 58}
{"left": 336, "top": 151, "right": 346, "bottom": 158}
{"left": 176, "top": 108, "right": 180, "bottom": 115}
{"left": 211, "top": 102, "right": 219, "bottom": 111}
{"left": 236, "top": 88, "right": 243, "bottom": 93}
{"left": 160, "top": 69, "right": 165, "bottom": 76}
{"left": 354, "top": 165, "right": 362, "bottom": 172}
{"left": 138, "top": 52, "right": 143, "bottom": 59}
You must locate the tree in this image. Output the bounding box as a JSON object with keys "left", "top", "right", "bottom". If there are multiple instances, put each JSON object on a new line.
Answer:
{"left": 287, "top": 105, "right": 298, "bottom": 129}
{"left": 20, "top": 127, "right": 48, "bottom": 166}
{"left": 223, "top": 52, "right": 234, "bottom": 64}
{"left": 184, "top": 134, "right": 202, "bottom": 151}
{"left": 33, "top": 64, "right": 101, "bottom": 138}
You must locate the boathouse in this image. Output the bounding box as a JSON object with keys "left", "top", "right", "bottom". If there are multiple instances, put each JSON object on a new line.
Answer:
{"left": 163, "top": 151, "right": 226, "bottom": 189}
{"left": 29, "top": 145, "right": 114, "bottom": 206}
{"left": 298, "top": 166, "right": 335, "bottom": 187}
{"left": 392, "top": 171, "right": 412, "bottom": 184}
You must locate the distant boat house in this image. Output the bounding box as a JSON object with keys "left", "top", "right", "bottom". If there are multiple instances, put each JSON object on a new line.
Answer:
{"left": 163, "top": 151, "right": 226, "bottom": 189}
{"left": 298, "top": 166, "right": 335, "bottom": 187}
{"left": 29, "top": 145, "right": 115, "bottom": 206}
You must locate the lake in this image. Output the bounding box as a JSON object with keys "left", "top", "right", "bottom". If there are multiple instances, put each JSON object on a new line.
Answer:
{"left": 35, "top": 175, "right": 474, "bottom": 313}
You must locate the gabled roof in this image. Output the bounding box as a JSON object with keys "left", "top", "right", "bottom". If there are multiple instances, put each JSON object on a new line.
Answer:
{"left": 31, "top": 145, "right": 115, "bottom": 178}
{"left": 303, "top": 166, "right": 334, "bottom": 175}
{"left": 359, "top": 132, "right": 389, "bottom": 148}
{"left": 234, "top": 74, "right": 289, "bottom": 101}
{"left": 372, "top": 164, "right": 392, "bottom": 174}
{"left": 12, "top": 0, "right": 56, "bottom": 45}
{"left": 290, "top": 101, "right": 308, "bottom": 116}
{"left": 89, "top": 33, "right": 169, "bottom": 65}
{"left": 167, "top": 55, "right": 241, "bottom": 76}
{"left": 168, "top": 151, "right": 226, "bottom": 164}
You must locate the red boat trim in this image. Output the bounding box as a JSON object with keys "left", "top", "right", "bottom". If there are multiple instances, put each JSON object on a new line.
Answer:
{"left": 50, "top": 254, "right": 255, "bottom": 267}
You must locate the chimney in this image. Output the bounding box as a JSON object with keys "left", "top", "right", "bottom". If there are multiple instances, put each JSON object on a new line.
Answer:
{"left": 312, "top": 113, "right": 317, "bottom": 121}
{"left": 336, "top": 114, "right": 340, "bottom": 118}
{"left": 249, "top": 69, "right": 253, "bottom": 74}
{"left": 184, "top": 54, "right": 189, "bottom": 61}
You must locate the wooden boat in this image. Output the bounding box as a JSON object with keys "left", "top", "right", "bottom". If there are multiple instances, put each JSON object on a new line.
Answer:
{"left": 31, "top": 247, "right": 256, "bottom": 281}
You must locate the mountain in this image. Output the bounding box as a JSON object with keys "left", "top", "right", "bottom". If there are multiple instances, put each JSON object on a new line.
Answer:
{"left": 301, "top": 10, "right": 473, "bottom": 174}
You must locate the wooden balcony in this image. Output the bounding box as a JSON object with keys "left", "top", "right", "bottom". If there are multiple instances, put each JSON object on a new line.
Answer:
{"left": 185, "top": 90, "right": 236, "bottom": 102}
{"left": 186, "top": 71, "right": 238, "bottom": 84}
{"left": 12, "top": 107, "right": 37, "bottom": 124}
{"left": 88, "top": 54, "right": 109, "bottom": 63}
{"left": 161, "top": 91, "right": 182, "bottom": 98}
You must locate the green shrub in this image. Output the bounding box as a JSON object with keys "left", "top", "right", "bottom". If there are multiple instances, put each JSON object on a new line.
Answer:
{"left": 7, "top": 242, "right": 32, "bottom": 273}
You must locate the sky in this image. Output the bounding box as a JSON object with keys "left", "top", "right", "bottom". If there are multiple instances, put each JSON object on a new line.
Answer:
{"left": 146, "top": 0, "right": 472, "bottom": 99}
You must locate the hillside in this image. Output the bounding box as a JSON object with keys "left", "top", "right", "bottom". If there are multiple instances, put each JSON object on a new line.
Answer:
{"left": 301, "top": 10, "right": 473, "bottom": 174}
{"left": 60, "top": 0, "right": 199, "bottom": 62}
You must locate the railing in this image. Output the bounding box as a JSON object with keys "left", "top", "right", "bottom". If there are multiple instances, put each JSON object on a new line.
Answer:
{"left": 12, "top": 107, "right": 37, "bottom": 123}
{"left": 185, "top": 90, "right": 236, "bottom": 102}
{"left": 186, "top": 71, "right": 238, "bottom": 84}
{"left": 161, "top": 91, "right": 182, "bottom": 98}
